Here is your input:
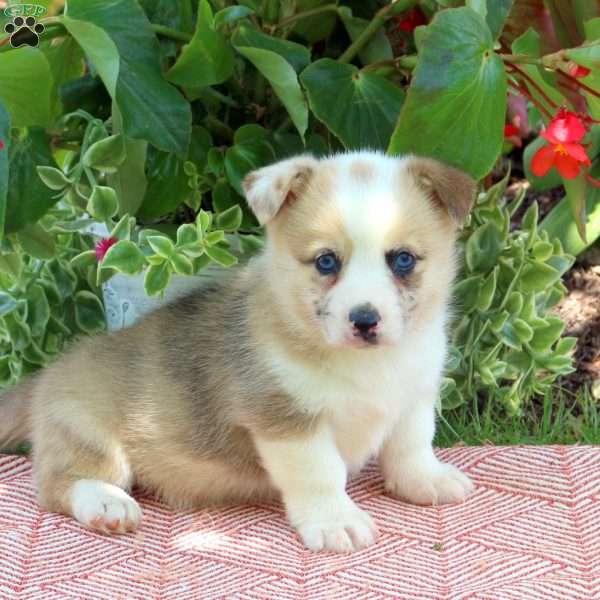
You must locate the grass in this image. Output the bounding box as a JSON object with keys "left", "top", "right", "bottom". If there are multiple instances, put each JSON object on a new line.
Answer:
{"left": 436, "top": 385, "right": 600, "bottom": 447}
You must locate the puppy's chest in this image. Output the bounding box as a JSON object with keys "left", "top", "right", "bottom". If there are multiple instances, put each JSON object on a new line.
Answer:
{"left": 274, "top": 355, "right": 411, "bottom": 469}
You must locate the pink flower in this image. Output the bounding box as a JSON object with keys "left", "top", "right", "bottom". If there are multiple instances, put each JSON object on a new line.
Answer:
{"left": 0, "top": 140, "right": 4, "bottom": 150}
{"left": 569, "top": 64, "right": 591, "bottom": 78}
{"left": 95, "top": 237, "right": 118, "bottom": 261}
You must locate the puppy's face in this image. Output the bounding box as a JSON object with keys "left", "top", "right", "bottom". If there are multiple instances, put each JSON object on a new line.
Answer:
{"left": 243, "top": 152, "right": 475, "bottom": 349}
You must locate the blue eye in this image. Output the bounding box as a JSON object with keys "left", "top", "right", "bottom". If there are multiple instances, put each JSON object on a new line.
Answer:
{"left": 315, "top": 252, "right": 340, "bottom": 275}
{"left": 389, "top": 251, "right": 416, "bottom": 275}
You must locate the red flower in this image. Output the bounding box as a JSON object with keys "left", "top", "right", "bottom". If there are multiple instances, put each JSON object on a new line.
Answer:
{"left": 531, "top": 109, "right": 591, "bottom": 179}
{"left": 0, "top": 140, "right": 4, "bottom": 150}
{"left": 395, "top": 7, "right": 427, "bottom": 33}
{"left": 569, "top": 63, "right": 591, "bottom": 78}
{"left": 503, "top": 124, "right": 520, "bottom": 138}
{"left": 95, "top": 237, "right": 118, "bottom": 261}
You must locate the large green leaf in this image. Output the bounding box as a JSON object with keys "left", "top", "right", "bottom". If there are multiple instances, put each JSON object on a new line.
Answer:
{"left": 5, "top": 129, "right": 58, "bottom": 233}
{"left": 166, "top": 0, "right": 234, "bottom": 89}
{"left": 485, "top": 0, "right": 513, "bottom": 39}
{"left": 61, "top": 15, "right": 119, "bottom": 97}
{"left": 232, "top": 25, "right": 310, "bottom": 72}
{"left": 388, "top": 7, "right": 506, "bottom": 179}
{"left": 138, "top": 126, "right": 212, "bottom": 219}
{"left": 338, "top": 7, "right": 392, "bottom": 65}
{"left": 236, "top": 46, "right": 308, "bottom": 141}
{"left": 301, "top": 59, "right": 404, "bottom": 150}
{"left": 40, "top": 36, "right": 85, "bottom": 120}
{"left": 107, "top": 104, "right": 148, "bottom": 217}
{"left": 0, "top": 101, "right": 8, "bottom": 240}
{"left": 67, "top": 0, "right": 191, "bottom": 156}
{"left": 0, "top": 48, "right": 53, "bottom": 127}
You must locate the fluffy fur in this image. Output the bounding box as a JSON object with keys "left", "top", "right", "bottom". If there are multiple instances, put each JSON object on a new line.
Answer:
{"left": 0, "top": 151, "right": 476, "bottom": 552}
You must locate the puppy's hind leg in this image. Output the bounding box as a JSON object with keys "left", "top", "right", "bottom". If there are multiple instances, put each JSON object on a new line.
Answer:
{"left": 33, "top": 423, "right": 141, "bottom": 534}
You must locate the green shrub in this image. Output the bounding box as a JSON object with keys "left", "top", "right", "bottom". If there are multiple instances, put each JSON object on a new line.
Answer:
{"left": 0, "top": 0, "right": 598, "bottom": 401}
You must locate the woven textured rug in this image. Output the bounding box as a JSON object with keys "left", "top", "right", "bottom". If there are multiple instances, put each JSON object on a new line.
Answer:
{"left": 0, "top": 446, "right": 599, "bottom": 600}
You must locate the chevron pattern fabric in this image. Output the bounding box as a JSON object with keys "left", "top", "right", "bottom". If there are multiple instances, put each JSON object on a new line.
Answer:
{"left": 0, "top": 446, "right": 598, "bottom": 599}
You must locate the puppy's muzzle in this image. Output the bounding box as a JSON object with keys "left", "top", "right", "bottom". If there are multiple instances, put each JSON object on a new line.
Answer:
{"left": 349, "top": 304, "right": 381, "bottom": 343}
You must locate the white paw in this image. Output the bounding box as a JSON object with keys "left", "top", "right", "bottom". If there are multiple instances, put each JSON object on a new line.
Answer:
{"left": 70, "top": 479, "right": 142, "bottom": 534}
{"left": 290, "top": 498, "right": 378, "bottom": 553}
{"left": 385, "top": 460, "right": 474, "bottom": 506}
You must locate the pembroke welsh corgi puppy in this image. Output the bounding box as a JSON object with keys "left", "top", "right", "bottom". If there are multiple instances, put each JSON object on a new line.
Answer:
{"left": 0, "top": 151, "right": 476, "bottom": 552}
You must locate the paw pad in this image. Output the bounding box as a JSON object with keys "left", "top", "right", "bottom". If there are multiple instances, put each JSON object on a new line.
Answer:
{"left": 4, "top": 16, "right": 44, "bottom": 48}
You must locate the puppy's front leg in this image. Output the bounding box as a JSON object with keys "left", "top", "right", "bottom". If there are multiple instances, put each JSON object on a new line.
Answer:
{"left": 380, "top": 398, "right": 474, "bottom": 505}
{"left": 255, "top": 426, "right": 378, "bottom": 552}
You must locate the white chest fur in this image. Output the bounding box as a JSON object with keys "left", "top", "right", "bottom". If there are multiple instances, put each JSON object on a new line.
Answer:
{"left": 266, "top": 320, "right": 447, "bottom": 472}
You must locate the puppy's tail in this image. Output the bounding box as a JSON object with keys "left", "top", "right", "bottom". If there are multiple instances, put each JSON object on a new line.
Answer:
{"left": 0, "top": 377, "right": 35, "bottom": 449}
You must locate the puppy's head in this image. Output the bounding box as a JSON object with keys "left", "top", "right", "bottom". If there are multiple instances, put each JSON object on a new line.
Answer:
{"left": 243, "top": 152, "right": 475, "bottom": 349}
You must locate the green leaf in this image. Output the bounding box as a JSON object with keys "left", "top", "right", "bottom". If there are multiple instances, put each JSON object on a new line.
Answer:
{"left": 68, "top": 0, "right": 192, "bottom": 155}
{"left": 204, "top": 244, "right": 238, "bottom": 267}
{"left": 137, "top": 126, "right": 212, "bottom": 219}
{"left": 214, "top": 5, "right": 254, "bottom": 28}
{"left": 512, "top": 318, "right": 533, "bottom": 342}
{"left": 465, "top": 222, "right": 504, "bottom": 273}
{"left": 225, "top": 135, "right": 275, "bottom": 195}
{"left": 17, "top": 223, "right": 56, "bottom": 259}
{"left": 61, "top": 15, "right": 119, "bottom": 97}
{"left": 338, "top": 7, "right": 392, "bottom": 66}
{"left": 101, "top": 240, "right": 145, "bottom": 274}
{"left": 44, "top": 259, "right": 77, "bottom": 299}
{"left": 216, "top": 205, "right": 243, "bottom": 231}
{"left": 0, "top": 101, "right": 8, "bottom": 240}
{"left": 476, "top": 267, "right": 498, "bottom": 311}
{"left": 83, "top": 134, "right": 126, "bottom": 173}
{"left": 26, "top": 284, "right": 50, "bottom": 339}
{"left": 176, "top": 223, "right": 198, "bottom": 246}
{"left": 301, "top": 59, "right": 404, "bottom": 150}
{"left": 71, "top": 249, "right": 97, "bottom": 270}
{"left": 74, "top": 291, "right": 105, "bottom": 334}
{"left": 87, "top": 186, "right": 119, "bottom": 221}
{"left": 107, "top": 103, "right": 148, "bottom": 217}
{"left": 37, "top": 166, "right": 70, "bottom": 191}
{"left": 147, "top": 235, "right": 175, "bottom": 258}
{"left": 485, "top": 0, "right": 513, "bottom": 38}
{"left": 0, "top": 292, "right": 17, "bottom": 318}
{"left": 529, "top": 317, "right": 565, "bottom": 353}
{"left": 166, "top": 0, "right": 234, "bottom": 89}
{"left": 144, "top": 262, "right": 172, "bottom": 296}
{"left": 170, "top": 253, "right": 194, "bottom": 275}
{"left": 0, "top": 48, "right": 53, "bottom": 127}
{"left": 388, "top": 7, "right": 507, "bottom": 179}
{"left": 520, "top": 262, "right": 561, "bottom": 293}
{"left": 5, "top": 129, "right": 58, "bottom": 233}
{"left": 564, "top": 175, "right": 587, "bottom": 243}
{"left": 236, "top": 46, "right": 308, "bottom": 140}
{"left": 205, "top": 230, "right": 225, "bottom": 245}
{"left": 233, "top": 25, "right": 310, "bottom": 72}
{"left": 466, "top": 0, "right": 487, "bottom": 19}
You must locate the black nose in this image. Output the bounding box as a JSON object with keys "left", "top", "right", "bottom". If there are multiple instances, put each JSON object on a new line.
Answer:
{"left": 349, "top": 304, "right": 381, "bottom": 337}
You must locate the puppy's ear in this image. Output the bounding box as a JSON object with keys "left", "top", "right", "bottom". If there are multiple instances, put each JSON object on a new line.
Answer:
{"left": 242, "top": 155, "right": 317, "bottom": 225}
{"left": 407, "top": 157, "right": 476, "bottom": 225}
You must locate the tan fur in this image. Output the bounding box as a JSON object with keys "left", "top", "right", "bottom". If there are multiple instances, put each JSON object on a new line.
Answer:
{"left": 0, "top": 152, "right": 475, "bottom": 546}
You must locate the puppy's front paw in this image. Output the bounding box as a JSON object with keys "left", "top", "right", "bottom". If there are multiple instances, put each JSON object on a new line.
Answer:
{"left": 70, "top": 479, "right": 142, "bottom": 534}
{"left": 291, "top": 499, "right": 378, "bottom": 552}
{"left": 385, "top": 460, "right": 473, "bottom": 506}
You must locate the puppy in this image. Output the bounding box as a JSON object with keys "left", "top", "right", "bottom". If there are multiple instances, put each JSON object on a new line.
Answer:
{"left": 0, "top": 151, "right": 476, "bottom": 553}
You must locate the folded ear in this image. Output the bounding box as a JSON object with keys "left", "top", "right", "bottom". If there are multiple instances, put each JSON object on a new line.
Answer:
{"left": 406, "top": 157, "right": 476, "bottom": 225}
{"left": 242, "top": 155, "right": 318, "bottom": 225}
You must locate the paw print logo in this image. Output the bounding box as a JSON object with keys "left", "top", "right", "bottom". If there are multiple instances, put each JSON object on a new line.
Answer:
{"left": 4, "top": 16, "right": 44, "bottom": 48}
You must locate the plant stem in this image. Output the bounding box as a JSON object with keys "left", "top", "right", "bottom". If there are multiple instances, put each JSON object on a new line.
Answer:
{"left": 151, "top": 24, "right": 192, "bottom": 43}
{"left": 338, "top": 0, "right": 418, "bottom": 64}
{"left": 263, "top": 0, "right": 280, "bottom": 24}
{"left": 203, "top": 115, "right": 234, "bottom": 143}
{"left": 277, "top": 3, "right": 339, "bottom": 30}
{"left": 506, "top": 63, "right": 558, "bottom": 112}
{"left": 556, "top": 69, "right": 600, "bottom": 100}
{"left": 200, "top": 87, "right": 240, "bottom": 109}
{"left": 361, "top": 54, "right": 417, "bottom": 73}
